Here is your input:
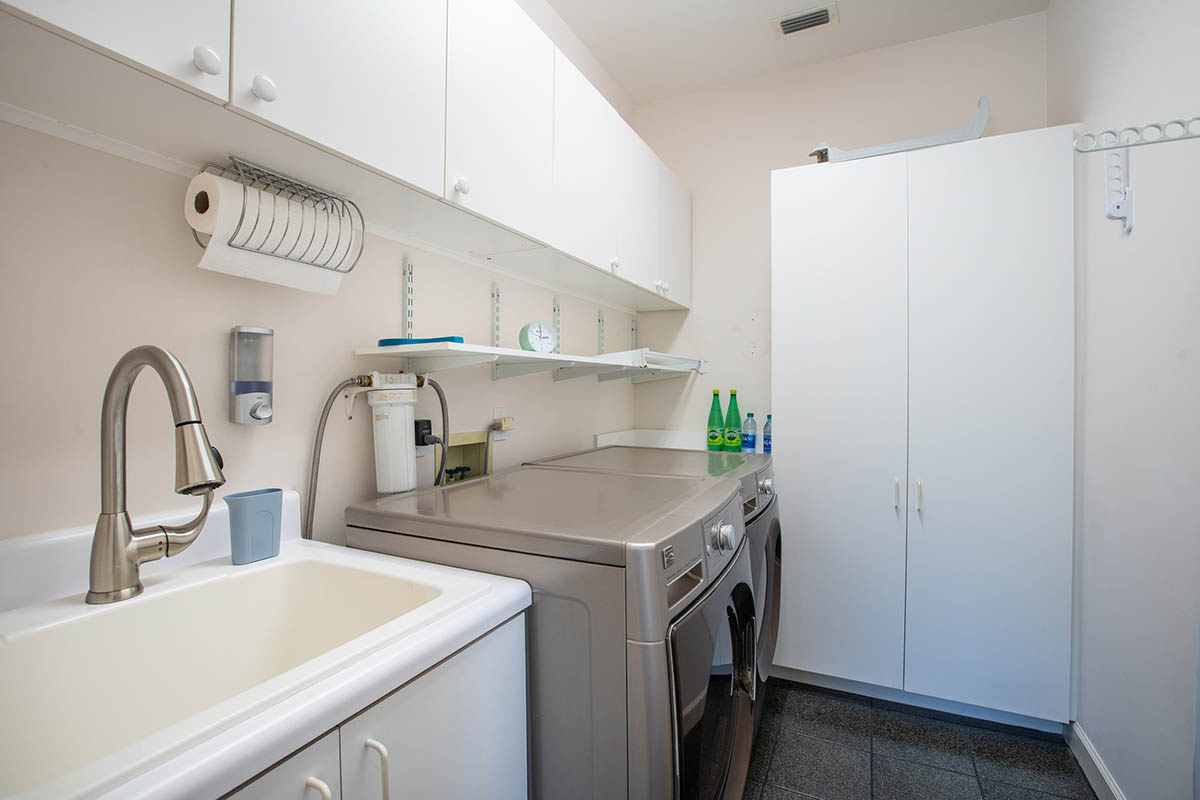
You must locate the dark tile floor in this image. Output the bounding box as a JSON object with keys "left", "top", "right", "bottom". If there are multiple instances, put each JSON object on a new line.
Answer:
{"left": 744, "top": 680, "right": 1098, "bottom": 800}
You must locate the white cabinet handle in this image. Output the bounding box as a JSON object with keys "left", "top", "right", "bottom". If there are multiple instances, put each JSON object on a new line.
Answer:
{"left": 304, "top": 777, "right": 333, "bottom": 800}
{"left": 609, "top": 256, "right": 620, "bottom": 273}
{"left": 893, "top": 478, "right": 899, "bottom": 509}
{"left": 251, "top": 74, "right": 278, "bottom": 102}
{"left": 365, "top": 738, "right": 390, "bottom": 800}
{"left": 916, "top": 481, "right": 923, "bottom": 512}
{"left": 191, "top": 45, "right": 223, "bottom": 76}
{"left": 454, "top": 177, "right": 471, "bottom": 195}
{"left": 654, "top": 279, "right": 670, "bottom": 294}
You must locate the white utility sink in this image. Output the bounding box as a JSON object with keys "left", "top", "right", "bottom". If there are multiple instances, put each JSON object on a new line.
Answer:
{"left": 0, "top": 540, "right": 530, "bottom": 800}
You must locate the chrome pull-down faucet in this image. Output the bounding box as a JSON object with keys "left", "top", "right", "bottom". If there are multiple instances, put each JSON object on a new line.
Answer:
{"left": 86, "top": 345, "right": 226, "bottom": 604}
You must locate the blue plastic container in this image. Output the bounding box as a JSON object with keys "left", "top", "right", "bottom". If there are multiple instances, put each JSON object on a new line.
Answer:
{"left": 225, "top": 488, "right": 282, "bottom": 565}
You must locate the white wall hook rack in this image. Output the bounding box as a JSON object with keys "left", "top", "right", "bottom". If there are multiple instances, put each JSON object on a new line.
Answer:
{"left": 1074, "top": 115, "right": 1198, "bottom": 234}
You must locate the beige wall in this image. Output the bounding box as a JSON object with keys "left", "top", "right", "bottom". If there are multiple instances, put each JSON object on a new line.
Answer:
{"left": 0, "top": 121, "right": 634, "bottom": 543}
{"left": 1046, "top": 1, "right": 1200, "bottom": 797}
{"left": 630, "top": 12, "right": 1048, "bottom": 435}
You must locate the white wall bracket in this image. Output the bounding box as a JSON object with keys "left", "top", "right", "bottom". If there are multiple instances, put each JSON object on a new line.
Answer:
{"left": 597, "top": 310, "right": 605, "bottom": 354}
{"left": 552, "top": 298, "right": 561, "bottom": 354}
{"left": 810, "top": 97, "right": 989, "bottom": 163}
{"left": 631, "top": 320, "right": 638, "bottom": 349}
{"left": 1103, "top": 149, "right": 1133, "bottom": 234}
{"left": 402, "top": 259, "right": 415, "bottom": 338}
{"left": 491, "top": 282, "right": 501, "bottom": 348}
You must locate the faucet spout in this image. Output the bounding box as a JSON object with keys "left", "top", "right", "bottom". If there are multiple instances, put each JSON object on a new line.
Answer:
{"left": 87, "top": 346, "right": 226, "bottom": 604}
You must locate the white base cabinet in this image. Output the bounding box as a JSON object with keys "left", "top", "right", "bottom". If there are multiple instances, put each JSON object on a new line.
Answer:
{"left": 771, "top": 125, "right": 1075, "bottom": 722}
{"left": 229, "top": 616, "right": 527, "bottom": 800}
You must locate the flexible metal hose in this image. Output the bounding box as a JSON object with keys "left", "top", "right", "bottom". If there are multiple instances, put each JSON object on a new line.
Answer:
{"left": 424, "top": 377, "right": 449, "bottom": 485}
{"left": 304, "top": 376, "right": 366, "bottom": 540}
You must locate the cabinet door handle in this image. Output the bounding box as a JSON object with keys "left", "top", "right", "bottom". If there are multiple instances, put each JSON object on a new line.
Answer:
{"left": 893, "top": 478, "right": 899, "bottom": 509}
{"left": 305, "top": 777, "right": 333, "bottom": 800}
{"left": 251, "top": 74, "right": 278, "bottom": 102}
{"left": 191, "top": 45, "right": 223, "bottom": 76}
{"left": 365, "top": 738, "right": 390, "bottom": 800}
{"left": 916, "top": 481, "right": 923, "bottom": 513}
{"left": 454, "top": 176, "right": 471, "bottom": 195}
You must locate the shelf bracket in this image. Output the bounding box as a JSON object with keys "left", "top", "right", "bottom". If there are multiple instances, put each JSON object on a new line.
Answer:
{"left": 403, "top": 259, "right": 415, "bottom": 339}
{"left": 597, "top": 310, "right": 605, "bottom": 354}
{"left": 631, "top": 320, "right": 638, "bottom": 349}
{"left": 491, "top": 282, "right": 501, "bottom": 348}
{"left": 493, "top": 360, "right": 571, "bottom": 381}
{"left": 1103, "top": 149, "right": 1133, "bottom": 234}
{"left": 552, "top": 297, "right": 561, "bottom": 354}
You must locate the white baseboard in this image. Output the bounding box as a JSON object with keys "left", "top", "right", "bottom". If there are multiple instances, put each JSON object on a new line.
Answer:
{"left": 1066, "top": 723, "right": 1127, "bottom": 800}
{"left": 772, "top": 665, "right": 1065, "bottom": 734}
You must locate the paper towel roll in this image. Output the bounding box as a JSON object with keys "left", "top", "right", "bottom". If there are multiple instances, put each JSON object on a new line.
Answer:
{"left": 184, "top": 173, "right": 358, "bottom": 295}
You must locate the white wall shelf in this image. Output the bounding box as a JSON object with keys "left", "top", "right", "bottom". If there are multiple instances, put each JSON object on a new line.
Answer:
{"left": 355, "top": 342, "right": 705, "bottom": 383}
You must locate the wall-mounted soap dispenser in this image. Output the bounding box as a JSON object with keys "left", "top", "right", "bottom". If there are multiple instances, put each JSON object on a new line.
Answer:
{"left": 230, "top": 326, "right": 273, "bottom": 424}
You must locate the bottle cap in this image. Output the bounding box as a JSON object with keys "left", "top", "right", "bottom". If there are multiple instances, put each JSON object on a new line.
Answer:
{"left": 767, "top": 413, "right": 772, "bottom": 418}
{"left": 712, "top": 389, "right": 719, "bottom": 394}
{"left": 747, "top": 412, "right": 754, "bottom": 417}
{"left": 730, "top": 389, "right": 737, "bottom": 395}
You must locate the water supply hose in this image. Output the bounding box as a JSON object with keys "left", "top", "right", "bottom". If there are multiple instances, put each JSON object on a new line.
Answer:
{"left": 304, "top": 376, "right": 369, "bottom": 540}
{"left": 421, "top": 376, "right": 449, "bottom": 486}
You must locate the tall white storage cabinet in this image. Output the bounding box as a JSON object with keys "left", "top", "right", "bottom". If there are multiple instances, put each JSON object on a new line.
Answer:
{"left": 771, "top": 125, "right": 1075, "bottom": 722}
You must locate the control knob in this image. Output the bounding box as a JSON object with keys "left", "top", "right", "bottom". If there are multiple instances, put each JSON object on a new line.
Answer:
{"left": 711, "top": 519, "right": 738, "bottom": 553}
{"left": 758, "top": 476, "right": 774, "bottom": 496}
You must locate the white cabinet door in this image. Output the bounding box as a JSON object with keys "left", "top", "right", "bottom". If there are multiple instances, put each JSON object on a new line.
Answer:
{"left": 4, "top": 0, "right": 229, "bottom": 101}
{"left": 655, "top": 160, "right": 692, "bottom": 306}
{"left": 340, "top": 616, "right": 528, "bottom": 800}
{"left": 770, "top": 154, "right": 910, "bottom": 689}
{"left": 446, "top": 0, "right": 553, "bottom": 242}
{"left": 228, "top": 730, "right": 341, "bottom": 800}
{"left": 905, "top": 126, "right": 1075, "bottom": 721}
{"left": 551, "top": 48, "right": 621, "bottom": 274}
{"left": 232, "top": 0, "right": 446, "bottom": 195}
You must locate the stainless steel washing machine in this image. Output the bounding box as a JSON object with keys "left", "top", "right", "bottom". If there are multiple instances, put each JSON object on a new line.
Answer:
{"left": 344, "top": 465, "right": 757, "bottom": 800}
{"left": 526, "top": 447, "right": 781, "bottom": 728}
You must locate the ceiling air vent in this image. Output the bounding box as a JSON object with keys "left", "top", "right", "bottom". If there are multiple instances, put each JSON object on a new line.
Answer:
{"left": 774, "top": 4, "right": 839, "bottom": 38}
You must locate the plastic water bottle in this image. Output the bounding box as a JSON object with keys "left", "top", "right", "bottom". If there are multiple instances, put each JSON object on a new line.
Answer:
{"left": 741, "top": 412, "right": 757, "bottom": 453}
{"left": 762, "top": 414, "right": 772, "bottom": 454}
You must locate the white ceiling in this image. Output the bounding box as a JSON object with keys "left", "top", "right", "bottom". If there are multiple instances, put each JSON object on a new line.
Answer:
{"left": 542, "top": 0, "right": 1050, "bottom": 104}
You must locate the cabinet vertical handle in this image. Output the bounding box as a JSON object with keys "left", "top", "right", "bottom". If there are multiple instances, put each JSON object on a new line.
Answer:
{"left": 305, "top": 777, "right": 333, "bottom": 800}
{"left": 365, "top": 738, "right": 390, "bottom": 800}
{"left": 893, "top": 478, "right": 899, "bottom": 509}
{"left": 916, "top": 481, "right": 923, "bottom": 512}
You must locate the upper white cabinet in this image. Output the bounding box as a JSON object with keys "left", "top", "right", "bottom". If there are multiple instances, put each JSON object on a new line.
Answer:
{"left": 551, "top": 49, "right": 621, "bottom": 275}
{"left": 772, "top": 125, "right": 1075, "bottom": 722}
{"left": 446, "top": 0, "right": 554, "bottom": 244}
{"left": 231, "top": 0, "right": 446, "bottom": 196}
{"left": 3, "top": 0, "right": 229, "bottom": 101}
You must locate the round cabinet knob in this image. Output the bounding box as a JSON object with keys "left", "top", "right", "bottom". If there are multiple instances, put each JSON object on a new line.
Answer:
{"left": 661, "top": 281, "right": 671, "bottom": 293}
{"left": 609, "top": 257, "right": 620, "bottom": 273}
{"left": 718, "top": 522, "right": 738, "bottom": 552}
{"left": 758, "top": 476, "right": 774, "bottom": 495}
{"left": 249, "top": 401, "right": 273, "bottom": 422}
{"left": 192, "top": 45, "right": 223, "bottom": 76}
{"left": 454, "top": 177, "right": 471, "bottom": 195}
{"left": 251, "top": 74, "right": 278, "bottom": 102}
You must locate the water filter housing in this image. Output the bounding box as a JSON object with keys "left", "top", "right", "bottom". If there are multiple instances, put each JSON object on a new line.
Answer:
{"left": 367, "top": 373, "right": 418, "bottom": 493}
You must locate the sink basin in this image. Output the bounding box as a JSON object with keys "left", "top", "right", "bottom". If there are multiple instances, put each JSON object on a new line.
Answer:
{"left": 0, "top": 540, "right": 528, "bottom": 799}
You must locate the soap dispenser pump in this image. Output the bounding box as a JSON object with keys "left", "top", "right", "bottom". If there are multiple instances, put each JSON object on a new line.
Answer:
{"left": 229, "top": 326, "right": 273, "bottom": 424}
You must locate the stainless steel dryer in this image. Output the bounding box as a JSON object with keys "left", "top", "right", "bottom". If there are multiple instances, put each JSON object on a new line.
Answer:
{"left": 526, "top": 446, "right": 781, "bottom": 727}
{"left": 344, "top": 465, "right": 757, "bottom": 800}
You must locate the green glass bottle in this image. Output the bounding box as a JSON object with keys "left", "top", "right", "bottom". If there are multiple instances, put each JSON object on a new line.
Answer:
{"left": 706, "top": 390, "right": 724, "bottom": 451}
{"left": 724, "top": 390, "right": 742, "bottom": 452}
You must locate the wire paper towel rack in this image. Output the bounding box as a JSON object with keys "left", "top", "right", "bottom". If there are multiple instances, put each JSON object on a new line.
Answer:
{"left": 191, "top": 156, "right": 365, "bottom": 274}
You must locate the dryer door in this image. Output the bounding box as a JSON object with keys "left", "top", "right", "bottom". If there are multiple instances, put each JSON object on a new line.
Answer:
{"left": 667, "top": 545, "right": 756, "bottom": 800}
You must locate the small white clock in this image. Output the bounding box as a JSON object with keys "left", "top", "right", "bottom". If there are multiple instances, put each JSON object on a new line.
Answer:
{"left": 518, "top": 320, "right": 557, "bottom": 353}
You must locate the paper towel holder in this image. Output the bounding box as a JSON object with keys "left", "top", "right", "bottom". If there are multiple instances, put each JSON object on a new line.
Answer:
{"left": 190, "top": 156, "right": 365, "bottom": 275}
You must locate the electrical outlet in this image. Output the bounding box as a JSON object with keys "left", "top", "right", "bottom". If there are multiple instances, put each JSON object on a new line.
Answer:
{"left": 492, "top": 407, "right": 508, "bottom": 442}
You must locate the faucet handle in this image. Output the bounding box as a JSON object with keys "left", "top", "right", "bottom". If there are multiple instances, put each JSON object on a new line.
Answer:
{"left": 210, "top": 445, "right": 224, "bottom": 470}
